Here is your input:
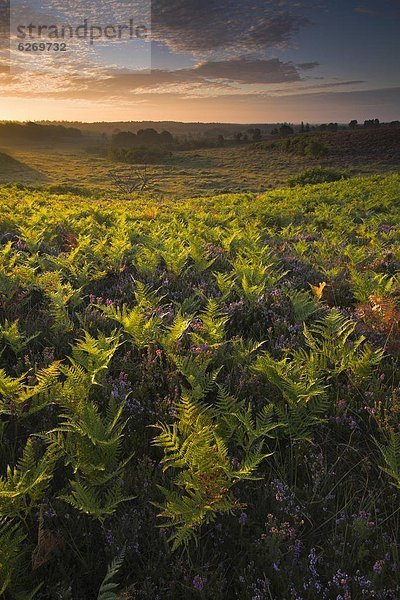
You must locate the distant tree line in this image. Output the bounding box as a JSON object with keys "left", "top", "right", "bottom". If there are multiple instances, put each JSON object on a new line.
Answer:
{"left": 270, "top": 124, "right": 296, "bottom": 136}
{"left": 112, "top": 128, "right": 174, "bottom": 148}
{"left": 349, "top": 119, "right": 381, "bottom": 129}
{"left": 268, "top": 119, "right": 400, "bottom": 138}
{"left": 0, "top": 121, "right": 82, "bottom": 143}
{"left": 348, "top": 118, "right": 399, "bottom": 129}
{"left": 348, "top": 119, "right": 399, "bottom": 130}
{"left": 2, "top": 119, "right": 399, "bottom": 156}
{"left": 111, "top": 127, "right": 267, "bottom": 151}
{"left": 96, "top": 128, "right": 175, "bottom": 165}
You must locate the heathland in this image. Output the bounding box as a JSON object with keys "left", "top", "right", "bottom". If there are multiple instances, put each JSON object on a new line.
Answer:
{"left": 0, "top": 122, "right": 399, "bottom": 598}
{"left": 0, "top": 124, "right": 399, "bottom": 197}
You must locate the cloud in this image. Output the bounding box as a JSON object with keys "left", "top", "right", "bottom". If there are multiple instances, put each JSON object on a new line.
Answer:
{"left": 297, "top": 62, "right": 320, "bottom": 70}
{"left": 354, "top": 6, "right": 381, "bottom": 15}
{"left": 151, "top": 0, "right": 309, "bottom": 55}
{"left": 297, "top": 80, "right": 366, "bottom": 90}
{"left": 0, "top": 55, "right": 318, "bottom": 100}
{"left": 192, "top": 58, "right": 303, "bottom": 83}
{"left": 10, "top": 0, "right": 150, "bottom": 27}
{"left": 267, "top": 80, "right": 367, "bottom": 95}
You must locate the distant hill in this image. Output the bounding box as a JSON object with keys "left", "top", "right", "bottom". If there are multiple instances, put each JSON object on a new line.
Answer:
{"left": 311, "top": 127, "right": 400, "bottom": 158}
{"left": 256, "top": 127, "right": 400, "bottom": 161}
{"left": 34, "top": 120, "right": 282, "bottom": 138}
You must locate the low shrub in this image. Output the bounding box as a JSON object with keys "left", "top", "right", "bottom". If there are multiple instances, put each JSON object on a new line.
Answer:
{"left": 288, "top": 167, "right": 348, "bottom": 186}
{"left": 255, "top": 136, "right": 330, "bottom": 158}
{"left": 108, "top": 146, "right": 172, "bottom": 164}
{"left": 47, "top": 183, "right": 94, "bottom": 197}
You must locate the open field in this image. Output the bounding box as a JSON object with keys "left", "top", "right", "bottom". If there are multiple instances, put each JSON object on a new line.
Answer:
{"left": 0, "top": 174, "right": 400, "bottom": 598}
{"left": 1, "top": 127, "right": 399, "bottom": 198}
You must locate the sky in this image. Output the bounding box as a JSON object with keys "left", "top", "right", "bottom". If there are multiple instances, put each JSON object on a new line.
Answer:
{"left": 0, "top": 0, "right": 399, "bottom": 123}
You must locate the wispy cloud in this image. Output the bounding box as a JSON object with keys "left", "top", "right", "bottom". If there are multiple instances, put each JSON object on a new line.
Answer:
{"left": 151, "top": 0, "right": 309, "bottom": 55}
{"left": 297, "top": 62, "right": 320, "bottom": 70}
{"left": 354, "top": 6, "right": 381, "bottom": 15}
{"left": 192, "top": 58, "right": 302, "bottom": 83}
{"left": 0, "top": 57, "right": 316, "bottom": 100}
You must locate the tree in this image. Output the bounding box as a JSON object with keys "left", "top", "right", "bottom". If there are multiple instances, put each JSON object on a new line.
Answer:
{"left": 252, "top": 128, "right": 262, "bottom": 141}
{"left": 108, "top": 166, "right": 156, "bottom": 194}
{"left": 349, "top": 120, "right": 358, "bottom": 129}
{"left": 137, "top": 128, "right": 160, "bottom": 145}
{"left": 364, "top": 119, "right": 380, "bottom": 129}
{"left": 160, "top": 130, "right": 174, "bottom": 146}
{"left": 279, "top": 124, "right": 294, "bottom": 137}
{"left": 112, "top": 131, "right": 136, "bottom": 147}
{"left": 327, "top": 122, "right": 338, "bottom": 132}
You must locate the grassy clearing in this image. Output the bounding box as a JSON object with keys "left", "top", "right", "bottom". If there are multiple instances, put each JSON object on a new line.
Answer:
{"left": 1, "top": 137, "right": 399, "bottom": 199}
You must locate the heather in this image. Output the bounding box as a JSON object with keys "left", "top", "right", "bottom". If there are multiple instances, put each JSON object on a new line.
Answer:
{"left": 0, "top": 174, "right": 399, "bottom": 599}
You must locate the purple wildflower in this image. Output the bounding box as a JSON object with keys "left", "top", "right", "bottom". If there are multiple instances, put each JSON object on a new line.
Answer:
{"left": 104, "top": 530, "right": 114, "bottom": 545}
{"left": 192, "top": 575, "right": 207, "bottom": 591}
{"left": 239, "top": 512, "right": 248, "bottom": 526}
{"left": 373, "top": 560, "right": 384, "bottom": 574}
{"left": 293, "top": 539, "right": 302, "bottom": 563}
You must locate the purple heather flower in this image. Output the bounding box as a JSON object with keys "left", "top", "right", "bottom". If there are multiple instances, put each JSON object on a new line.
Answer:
{"left": 348, "top": 416, "right": 358, "bottom": 430}
{"left": 192, "top": 575, "right": 207, "bottom": 591}
{"left": 104, "top": 530, "right": 114, "bottom": 545}
{"left": 293, "top": 539, "right": 302, "bottom": 563}
{"left": 308, "top": 547, "right": 319, "bottom": 578}
{"left": 335, "top": 511, "right": 347, "bottom": 525}
{"left": 239, "top": 512, "right": 248, "bottom": 526}
{"left": 354, "top": 571, "right": 372, "bottom": 590}
{"left": 373, "top": 560, "right": 384, "bottom": 574}
{"left": 125, "top": 395, "right": 144, "bottom": 414}
{"left": 332, "top": 570, "right": 349, "bottom": 588}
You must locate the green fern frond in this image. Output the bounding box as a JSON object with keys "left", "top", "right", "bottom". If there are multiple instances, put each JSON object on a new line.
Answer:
{"left": 0, "top": 518, "right": 26, "bottom": 596}
{"left": 376, "top": 432, "right": 400, "bottom": 490}
{"left": 71, "top": 331, "right": 121, "bottom": 384}
{"left": 97, "top": 547, "right": 126, "bottom": 600}
{"left": 288, "top": 289, "right": 321, "bottom": 322}
{"left": 161, "top": 312, "right": 191, "bottom": 354}
{"left": 60, "top": 479, "right": 135, "bottom": 523}
{"left": 214, "top": 271, "right": 236, "bottom": 300}
{"left": 0, "top": 439, "right": 59, "bottom": 518}
{"left": 0, "top": 319, "right": 39, "bottom": 355}
{"left": 153, "top": 386, "right": 275, "bottom": 550}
